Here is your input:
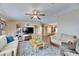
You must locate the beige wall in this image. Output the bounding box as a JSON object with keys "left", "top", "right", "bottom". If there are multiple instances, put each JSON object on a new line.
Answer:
{"left": 5, "top": 20, "right": 17, "bottom": 35}
{"left": 5, "top": 20, "right": 42, "bottom": 36}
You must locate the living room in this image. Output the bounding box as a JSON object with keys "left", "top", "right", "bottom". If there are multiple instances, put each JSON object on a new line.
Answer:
{"left": 0, "top": 3, "right": 79, "bottom": 56}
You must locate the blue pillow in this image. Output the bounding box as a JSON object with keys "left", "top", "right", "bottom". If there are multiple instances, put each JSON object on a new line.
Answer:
{"left": 6, "top": 35, "right": 14, "bottom": 43}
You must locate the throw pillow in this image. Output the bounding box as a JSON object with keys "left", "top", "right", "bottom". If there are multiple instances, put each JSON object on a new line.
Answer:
{"left": 6, "top": 35, "right": 14, "bottom": 43}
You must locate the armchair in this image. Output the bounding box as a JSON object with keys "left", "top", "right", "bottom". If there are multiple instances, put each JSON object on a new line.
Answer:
{"left": 0, "top": 35, "right": 18, "bottom": 56}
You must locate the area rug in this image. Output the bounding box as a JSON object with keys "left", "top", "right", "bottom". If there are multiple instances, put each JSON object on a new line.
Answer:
{"left": 18, "top": 41, "right": 61, "bottom": 56}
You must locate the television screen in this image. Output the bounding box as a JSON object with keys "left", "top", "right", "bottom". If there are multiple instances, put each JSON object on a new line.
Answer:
{"left": 22, "top": 27, "right": 34, "bottom": 34}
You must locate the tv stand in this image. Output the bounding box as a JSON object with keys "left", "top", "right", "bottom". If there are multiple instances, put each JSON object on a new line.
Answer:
{"left": 22, "top": 34, "right": 32, "bottom": 41}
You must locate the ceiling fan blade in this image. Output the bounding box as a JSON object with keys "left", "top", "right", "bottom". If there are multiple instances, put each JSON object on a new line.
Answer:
{"left": 31, "top": 17, "right": 33, "bottom": 19}
{"left": 38, "top": 14, "right": 45, "bottom": 16}
{"left": 38, "top": 17, "right": 41, "bottom": 20}
{"left": 25, "top": 13, "right": 32, "bottom": 15}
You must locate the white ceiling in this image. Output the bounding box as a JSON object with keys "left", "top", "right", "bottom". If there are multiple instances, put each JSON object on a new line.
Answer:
{"left": 0, "top": 3, "right": 79, "bottom": 23}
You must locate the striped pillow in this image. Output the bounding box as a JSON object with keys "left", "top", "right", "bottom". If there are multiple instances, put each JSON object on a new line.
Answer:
{"left": 6, "top": 35, "right": 14, "bottom": 43}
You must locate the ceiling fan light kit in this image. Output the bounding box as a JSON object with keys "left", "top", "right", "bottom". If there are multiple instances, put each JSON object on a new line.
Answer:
{"left": 33, "top": 15, "right": 38, "bottom": 18}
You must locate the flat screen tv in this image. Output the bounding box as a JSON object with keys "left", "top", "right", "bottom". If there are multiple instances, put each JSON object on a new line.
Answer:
{"left": 22, "top": 27, "right": 34, "bottom": 34}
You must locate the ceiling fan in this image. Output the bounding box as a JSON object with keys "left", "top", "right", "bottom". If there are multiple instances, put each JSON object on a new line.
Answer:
{"left": 25, "top": 9, "right": 45, "bottom": 20}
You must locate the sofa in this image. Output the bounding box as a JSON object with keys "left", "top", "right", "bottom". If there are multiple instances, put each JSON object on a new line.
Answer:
{"left": 50, "top": 33, "right": 79, "bottom": 56}
{"left": 0, "top": 35, "right": 18, "bottom": 56}
{"left": 58, "top": 33, "right": 79, "bottom": 56}
{"left": 60, "top": 39, "right": 79, "bottom": 56}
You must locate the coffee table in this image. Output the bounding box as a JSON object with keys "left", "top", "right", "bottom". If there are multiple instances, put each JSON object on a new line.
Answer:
{"left": 30, "top": 39, "right": 45, "bottom": 49}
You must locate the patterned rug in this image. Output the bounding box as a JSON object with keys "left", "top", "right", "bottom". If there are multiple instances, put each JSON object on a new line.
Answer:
{"left": 18, "top": 41, "right": 61, "bottom": 56}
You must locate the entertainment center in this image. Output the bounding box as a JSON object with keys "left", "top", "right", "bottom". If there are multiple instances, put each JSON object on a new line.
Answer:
{"left": 21, "top": 27, "right": 33, "bottom": 41}
{"left": 15, "top": 21, "right": 43, "bottom": 41}
{"left": 16, "top": 27, "right": 34, "bottom": 41}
